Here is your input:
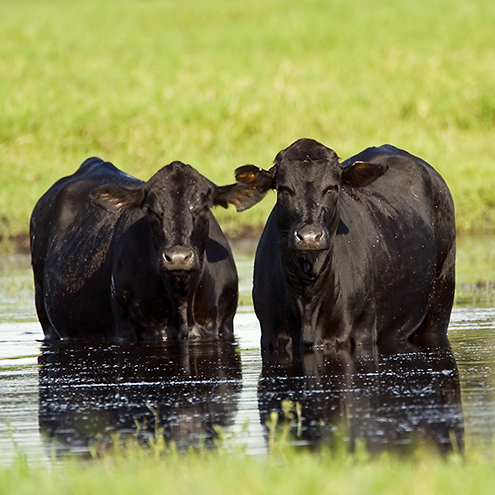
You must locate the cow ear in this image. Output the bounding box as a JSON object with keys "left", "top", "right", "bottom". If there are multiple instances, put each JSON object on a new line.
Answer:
{"left": 90, "top": 184, "right": 146, "bottom": 213}
{"left": 213, "top": 165, "right": 275, "bottom": 212}
{"left": 341, "top": 161, "right": 388, "bottom": 187}
{"left": 213, "top": 183, "right": 268, "bottom": 212}
{"left": 235, "top": 165, "right": 275, "bottom": 193}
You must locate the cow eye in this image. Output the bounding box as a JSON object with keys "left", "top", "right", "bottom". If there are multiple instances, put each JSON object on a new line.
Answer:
{"left": 189, "top": 202, "right": 210, "bottom": 215}
{"left": 146, "top": 206, "right": 161, "bottom": 222}
{"left": 323, "top": 184, "right": 339, "bottom": 195}
{"left": 277, "top": 185, "right": 295, "bottom": 196}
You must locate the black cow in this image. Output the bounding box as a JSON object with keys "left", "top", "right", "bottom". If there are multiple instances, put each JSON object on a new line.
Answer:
{"left": 30, "top": 157, "right": 263, "bottom": 341}
{"left": 236, "top": 138, "right": 455, "bottom": 351}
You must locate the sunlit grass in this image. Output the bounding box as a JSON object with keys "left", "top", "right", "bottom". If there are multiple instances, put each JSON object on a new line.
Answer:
{"left": 1, "top": 441, "right": 495, "bottom": 495}
{"left": 1, "top": 0, "right": 495, "bottom": 250}
{"left": 0, "top": 405, "right": 488, "bottom": 495}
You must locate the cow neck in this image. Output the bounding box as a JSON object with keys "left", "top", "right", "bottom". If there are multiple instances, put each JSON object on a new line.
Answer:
{"left": 163, "top": 267, "right": 203, "bottom": 339}
{"left": 175, "top": 297, "right": 195, "bottom": 338}
{"left": 165, "top": 292, "right": 200, "bottom": 339}
{"left": 282, "top": 245, "right": 338, "bottom": 344}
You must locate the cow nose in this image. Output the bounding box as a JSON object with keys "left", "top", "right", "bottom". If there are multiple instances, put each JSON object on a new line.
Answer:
{"left": 292, "top": 225, "right": 329, "bottom": 250}
{"left": 162, "top": 246, "right": 196, "bottom": 271}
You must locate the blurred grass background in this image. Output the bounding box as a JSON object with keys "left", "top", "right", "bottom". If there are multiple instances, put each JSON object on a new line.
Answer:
{"left": 1, "top": 0, "right": 495, "bottom": 250}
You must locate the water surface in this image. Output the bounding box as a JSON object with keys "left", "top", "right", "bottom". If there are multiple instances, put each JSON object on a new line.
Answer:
{"left": 1, "top": 238, "right": 495, "bottom": 461}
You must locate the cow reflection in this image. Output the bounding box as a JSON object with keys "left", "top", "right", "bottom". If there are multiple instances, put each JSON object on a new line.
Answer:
{"left": 258, "top": 342, "right": 464, "bottom": 455}
{"left": 38, "top": 341, "right": 242, "bottom": 457}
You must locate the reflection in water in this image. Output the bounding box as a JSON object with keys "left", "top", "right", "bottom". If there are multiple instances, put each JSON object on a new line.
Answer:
{"left": 2, "top": 248, "right": 495, "bottom": 462}
{"left": 258, "top": 342, "right": 464, "bottom": 455}
{"left": 38, "top": 341, "right": 242, "bottom": 457}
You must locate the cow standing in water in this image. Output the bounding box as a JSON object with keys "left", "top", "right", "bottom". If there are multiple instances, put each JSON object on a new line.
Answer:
{"left": 236, "top": 138, "right": 456, "bottom": 351}
{"left": 30, "top": 158, "right": 263, "bottom": 341}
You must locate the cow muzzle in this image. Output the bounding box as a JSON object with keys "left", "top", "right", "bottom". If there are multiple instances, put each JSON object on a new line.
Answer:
{"left": 162, "top": 246, "right": 196, "bottom": 272}
{"left": 290, "top": 224, "right": 330, "bottom": 251}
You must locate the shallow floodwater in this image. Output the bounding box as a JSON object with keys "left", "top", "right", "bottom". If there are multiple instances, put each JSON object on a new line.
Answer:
{"left": 1, "top": 237, "right": 495, "bottom": 462}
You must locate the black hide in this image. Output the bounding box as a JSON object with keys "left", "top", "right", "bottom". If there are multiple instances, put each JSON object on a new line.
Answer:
{"left": 30, "top": 158, "right": 260, "bottom": 341}
{"left": 243, "top": 139, "right": 455, "bottom": 351}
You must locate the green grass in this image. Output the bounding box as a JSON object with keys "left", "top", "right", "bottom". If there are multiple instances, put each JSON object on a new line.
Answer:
{"left": 1, "top": 0, "right": 495, "bottom": 250}
{"left": 455, "top": 235, "right": 495, "bottom": 305}
{"left": 1, "top": 446, "right": 495, "bottom": 495}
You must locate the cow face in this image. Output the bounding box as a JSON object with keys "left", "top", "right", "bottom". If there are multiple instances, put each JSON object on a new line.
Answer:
{"left": 236, "top": 138, "right": 387, "bottom": 268}
{"left": 272, "top": 141, "right": 342, "bottom": 251}
{"left": 90, "top": 161, "right": 265, "bottom": 276}
{"left": 141, "top": 163, "right": 216, "bottom": 274}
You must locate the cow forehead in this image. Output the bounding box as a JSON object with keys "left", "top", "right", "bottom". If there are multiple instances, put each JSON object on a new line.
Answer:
{"left": 277, "top": 138, "right": 339, "bottom": 162}
{"left": 147, "top": 162, "right": 212, "bottom": 200}
{"left": 276, "top": 160, "right": 341, "bottom": 186}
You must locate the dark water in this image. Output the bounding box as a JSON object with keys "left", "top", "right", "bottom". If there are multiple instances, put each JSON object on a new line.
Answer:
{"left": 1, "top": 237, "right": 495, "bottom": 462}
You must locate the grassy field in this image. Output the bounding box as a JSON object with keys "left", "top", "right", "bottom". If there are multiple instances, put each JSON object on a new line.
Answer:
{"left": 1, "top": 446, "right": 495, "bottom": 495}
{"left": 1, "top": 0, "right": 495, "bottom": 250}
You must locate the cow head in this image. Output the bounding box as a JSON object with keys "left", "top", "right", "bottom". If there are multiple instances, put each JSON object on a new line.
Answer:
{"left": 236, "top": 139, "right": 387, "bottom": 279}
{"left": 90, "top": 161, "right": 266, "bottom": 276}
